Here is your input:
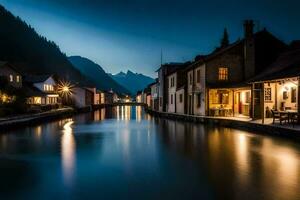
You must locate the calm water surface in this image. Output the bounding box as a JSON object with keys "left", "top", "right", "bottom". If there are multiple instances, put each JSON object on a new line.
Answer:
{"left": 0, "top": 106, "right": 300, "bottom": 200}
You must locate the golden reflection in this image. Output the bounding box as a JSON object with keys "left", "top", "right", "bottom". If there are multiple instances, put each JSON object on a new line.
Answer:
{"left": 235, "top": 133, "right": 249, "bottom": 184}
{"left": 61, "top": 120, "right": 76, "bottom": 186}
{"left": 136, "top": 106, "right": 141, "bottom": 122}
{"left": 94, "top": 110, "right": 100, "bottom": 121}
{"left": 101, "top": 108, "right": 105, "bottom": 120}
{"left": 34, "top": 126, "right": 42, "bottom": 140}
{"left": 116, "top": 106, "right": 120, "bottom": 120}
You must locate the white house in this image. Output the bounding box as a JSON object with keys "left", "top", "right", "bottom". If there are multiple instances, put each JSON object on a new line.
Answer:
{"left": 187, "top": 62, "right": 206, "bottom": 116}
{"left": 150, "top": 81, "right": 159, "bottom": 110}
{"left": 176, "top": 86, "right": 185, "bottom": 114}
{"left": 167, "top": 72, "right": 177, "bottom": 113}
{"left": 24, "top": 75, "right": 59, "bottom": 105}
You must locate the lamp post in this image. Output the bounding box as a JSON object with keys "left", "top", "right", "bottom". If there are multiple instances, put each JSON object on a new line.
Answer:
{"left": 57, "top": 80, "right": 74, "bottom": 105}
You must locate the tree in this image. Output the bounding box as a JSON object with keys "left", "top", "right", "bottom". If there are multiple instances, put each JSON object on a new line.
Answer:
{"left": 221, "top": 28, "right": 229, "bottom": 48}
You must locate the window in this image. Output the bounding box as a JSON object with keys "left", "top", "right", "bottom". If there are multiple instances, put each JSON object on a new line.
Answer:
{"left": 197, "top": 93, "right": 201, "bottom": 107}
{"left": 159, "top": 97, "right": 162, "bottom": 106}
{"left": 245, "top": 91, "right": 251, "bottom": 103}
{"left": 291, "top": 87, "right": 297, "bottom": 103}
{"left": 16, "top": 75, "right": 20, "bottom": 83}
{"left": 179, "top": 94, "right": 183, "bottom": 103}
{"left": 212, "top": 90, "right": 229, "bottom": 104}
{"left": 9, "top": 75, "right": 13, "bottom": 82}
{"left": 218, "top": 67, "right": 228, "bottom": 80}
{"left": 196, "top": 70, "right": 201, "bottom": 83}
{"left": 171, "top": 94, "right": 173, "bottom": 104}
{"left": 264, "top": 88, "right": 272, "bottom": 101}
{"left": 189, "top": 73, "right": 193, "bottom": 85}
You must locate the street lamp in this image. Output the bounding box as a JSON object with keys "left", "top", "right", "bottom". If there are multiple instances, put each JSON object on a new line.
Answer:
{"left": 57, "top": 80, "right": 74, "bottom": 98}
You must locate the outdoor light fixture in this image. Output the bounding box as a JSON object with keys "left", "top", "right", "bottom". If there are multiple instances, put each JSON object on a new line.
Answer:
{"left": 57, "top": 80, "right": 75, "bottom": 98}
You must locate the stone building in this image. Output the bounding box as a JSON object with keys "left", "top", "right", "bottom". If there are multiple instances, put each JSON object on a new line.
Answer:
{"left": 249, "top": 46, "right": 300, "bottom": 122}
{"left": 187, "top": 20, "right": 287, "bottom": 118}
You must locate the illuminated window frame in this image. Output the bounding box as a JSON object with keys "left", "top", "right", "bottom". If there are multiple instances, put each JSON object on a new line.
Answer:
{"left": 218, "top": 67, "right": 228, "bottom": 81}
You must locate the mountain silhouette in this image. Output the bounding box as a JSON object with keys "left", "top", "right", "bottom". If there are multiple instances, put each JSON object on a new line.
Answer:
{"left": 109, "top": 70, "right": 154, "bottom": 94}
{"left": 0, "top": 5, "right": 91, "bottom": 85}
{"left": 69, "top": 56, "right": 130, "bottom": 94}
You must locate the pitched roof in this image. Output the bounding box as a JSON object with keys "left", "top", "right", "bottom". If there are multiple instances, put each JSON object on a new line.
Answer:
{"left": 249, "top": 49, "right": 300, "bottom": 82}
{"left": 186, "top": 29, "right": 285, "bottom": 72}
{"left": 23, "top": 74, "right": 53, "bottom": 83}
{"left": 0, "top": 61, "right": 22, "bottom": 74}
{"left": 22, "top": 84, "right": 48, "bottom": 97}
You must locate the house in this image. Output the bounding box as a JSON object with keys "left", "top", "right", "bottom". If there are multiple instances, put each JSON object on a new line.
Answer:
{"left": 24, "top": 75, "right": 60, "bottom": 105}
{"left": 0, "top": 61, "right": 22, "bottom": 88}
{"left": 86, "top": 87, "right": 104, "bottom": 105}
{"left": 187, "top": 20, "right": 287, "bottom": 118}
{"left": 156, "top": 63, "right": 188, "bottom": 112}
{"left": 166, "top": 62, "right": 190, "bottom": 114}
{"left": 136, "top": 91, "right": 142, "bottom": 103}
{"left": 104, "top": 90, "right": 118, "bottom": 104}
{"left": 249, "top": 45, "right": 300, "bottom": 122}
{"left": 72, "top": 87, "right": 94, "bottom": 108}
{"left": 149, "top": 80, "right": 159, "bottom": 110}
{"left": 143, "top": 86, "right": 151, "bottom": 106}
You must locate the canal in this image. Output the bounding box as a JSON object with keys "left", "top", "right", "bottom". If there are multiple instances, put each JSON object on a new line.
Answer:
{"left": 0, "top": 106, "right": 300, "bottom": 200}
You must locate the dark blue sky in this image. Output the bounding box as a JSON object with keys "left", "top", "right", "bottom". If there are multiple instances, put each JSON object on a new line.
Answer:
{"left": 1, "top": 0, "right": 299, "bottom": 77}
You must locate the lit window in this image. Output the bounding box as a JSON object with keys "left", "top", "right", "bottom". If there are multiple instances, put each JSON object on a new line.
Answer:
{"left": 9, "top": 75, "right": 13, "bottom": 82}
{"left": 218, "top": 67, "right": 228, "bottom": 80}
{"left": 16, "top": 75, "right": 20, "bottom": 83}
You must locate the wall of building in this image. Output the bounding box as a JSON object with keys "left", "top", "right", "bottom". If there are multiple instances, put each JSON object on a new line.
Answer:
{"left": 193, "top": 65, "right": 206, "bottom": 116}
{"left": 72, "top": 88, "right": 86, "bottom": 108}
{"left": 206, "top": 44, "right": 244, "bottom": 85}
{"left": 158, "top": 68, "right": 164, "bottom": 112}
{"left": 167, "top": 73, "right": 176, "bottom": 113}
{"left": 176, "top": 88, "right": 185, "bottom": 114}
{"left": 0, "top": 65, "right": 22, "bottom": 88}
{"left": 150, "top": 83, "right": 158, "bottom": 110}
{"left": 187, "top": 70, "right": 194, "bottom": 114}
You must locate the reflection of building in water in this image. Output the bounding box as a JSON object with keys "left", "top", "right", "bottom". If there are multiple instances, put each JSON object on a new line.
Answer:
{"left": 61, "top": 121, "right": 76, "bottom": 186}
{"left": 136, "top": 106, "right": 142, "bottom": 121}
{"left": 93, "top": 109, "right": 106, "bottom": 121}
{"left": 34, "top": 125, "right": 42, "bottom": 140}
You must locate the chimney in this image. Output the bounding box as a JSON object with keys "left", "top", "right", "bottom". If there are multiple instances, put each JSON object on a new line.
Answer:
{"left": 244, "top": 20, "right": 254, "bottom": 38}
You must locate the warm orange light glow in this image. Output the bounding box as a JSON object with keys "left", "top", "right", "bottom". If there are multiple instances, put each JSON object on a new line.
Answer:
{"left": 57, "top": 80, "right": 75, "bottom": 98}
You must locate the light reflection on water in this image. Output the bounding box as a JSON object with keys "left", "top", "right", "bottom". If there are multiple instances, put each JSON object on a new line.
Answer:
{"left": 0, "top": 106, "right": 299, "bottom": 200}
{"left": 61, "top": 120, "right": 75, "bottom": 186}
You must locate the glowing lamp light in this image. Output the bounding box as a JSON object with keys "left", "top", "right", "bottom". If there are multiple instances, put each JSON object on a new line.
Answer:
{"left": 63, "top": 86, "right": 70, "bottom": 92}
{"left": 57, "top": 80, "right": 75, "bottom": 98}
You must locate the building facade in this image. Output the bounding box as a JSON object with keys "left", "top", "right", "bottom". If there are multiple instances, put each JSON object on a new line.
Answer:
{"left": 0, "top": 62, "right": 22, "bottom": 88}
{"left": 24, "top": 75, "right": 59, "bottom": 105}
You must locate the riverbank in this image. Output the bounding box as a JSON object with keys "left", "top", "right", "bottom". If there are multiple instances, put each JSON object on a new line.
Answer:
{"left": 146, "top": 108, "right": 300, "bottom": 140}
{"left": 0, "top": 107, "right": 75, "bottom": 131}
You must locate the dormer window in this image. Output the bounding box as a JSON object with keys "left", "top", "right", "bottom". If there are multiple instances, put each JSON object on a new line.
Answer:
{"left": 218, "top": 67, "right": 228, "bottom": 81}
{"left": 9, "top": 75, "right": 13, "bottom": 82}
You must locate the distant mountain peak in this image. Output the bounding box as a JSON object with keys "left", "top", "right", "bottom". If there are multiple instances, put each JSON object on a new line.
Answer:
{"left": 110, "top": 70, "right": 155, "bottom": 94}
{"left": 68, "top": 56, "right": 130, "bottom": 94}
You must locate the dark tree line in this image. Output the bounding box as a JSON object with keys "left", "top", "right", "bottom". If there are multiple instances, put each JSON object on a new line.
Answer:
{"left": 0, "top": 5, "right": 90, "bottom": 85}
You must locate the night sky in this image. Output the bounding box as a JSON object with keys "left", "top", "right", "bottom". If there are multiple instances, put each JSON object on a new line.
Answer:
{"left": 1, "top": 0, "right": 300, "bottom": 77}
